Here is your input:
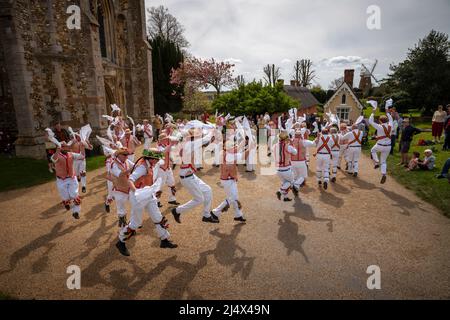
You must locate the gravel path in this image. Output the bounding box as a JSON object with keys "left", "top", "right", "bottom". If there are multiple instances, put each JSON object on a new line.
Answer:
{"left": 0, "top": 147, "right": 449, "bottom": 299}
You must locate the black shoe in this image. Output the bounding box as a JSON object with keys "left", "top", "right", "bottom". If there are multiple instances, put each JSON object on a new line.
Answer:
{"left": 158, "top": 202, "right": 163, "bottom": 208}
{"left": 345, "top": 163, "right": 348, "bottom": 171}
{"left": 331, "top": 177, "right": 336, "bottom": 183}
{"left": 160, "top": 239, "right": 178, "bottom": 249}
{"left": 300, "top": 181, "right": 306, "bottom": 188}
{"left": 171, "top": 208, "right": 181, "bottom": 223}
{"left": 347, "top": 171, "right": 353, "bottom": 175}
{"left": 234, "top": 216, "right": 247, "bottom": 222}
{"left": 353, "top": 172, "right": 358, "bottom": 177}
{"left": 202, "top": 215, "right": 219, "bottom": 223}
{"left": 323, "top": 182, "right": 328, "bottom": 190}
{"left": 210, "top": 211, "right": 220, "bottom": 222}
{"left": 138, "top": 225, "right": 143, "bottom": 229}
{"left": 168, "top": 200, "right": 180, "bottom": 205}
{"left": 318, "top": 181, "right": 322, "bottom": 185}
{"left": 276, "top": 191, "right": 281, "bottom": 200}
{"left": 337, "top": 166, "right": 341, "bottom": 170}
{"left": 116, "top": 240, "right": 130, "bottom": 256}
{"left": 380, "top": 175, "right": 387, "bottom": 184}
{"left": 214, "top": 164, "right": 220, "bottom": 168}
{"left": 267, "top": 153, "right": 271, "bottom": 157}
{"left": 105, "top": 203, "right": 110, "bottom": 213}
{"left": 118, "top": 216, "right": 127, "bottom": 228}
{"left": 72, "top": 212, "right": 80, "bottom": 219}
{"left": 64, "top": 204, "right": 71, "bottom": 211}
{"left": 374, "top": 164, "right": 380, "bottom": 169}
{"left": 283, "top": 198, "right": 292, "bottom": 202}
{"left": 82, "top": 187, "right": 86, "bottom": 193}
{"left": 292, "top": 187, "right": 299, "bottom": 197}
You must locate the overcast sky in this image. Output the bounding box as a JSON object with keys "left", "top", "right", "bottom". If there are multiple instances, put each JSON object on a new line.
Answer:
{"left": 144, "top": 0, "right": 450, "bottom": 89}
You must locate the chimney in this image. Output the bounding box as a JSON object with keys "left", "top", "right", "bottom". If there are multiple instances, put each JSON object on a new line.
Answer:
{"left": 344, "top": 69, "right": 354, "bottom": 88}
{"left": 290, "top": 80, "right": 299, "bottom": 87}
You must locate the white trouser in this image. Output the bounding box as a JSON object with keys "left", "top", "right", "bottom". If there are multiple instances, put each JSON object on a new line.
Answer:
{"left": 158, "top": 168, "right": 176, "bottom": 202}
{"left": 213, "top": 143, "right": 221, "bottom": 165}
{"left": 371, "top": 144, "right": 391, "bottom": 175}
{"left": 144, "top": 138, "right": 152, "bottom": 150}
{"left": 292, "top": 161, "right": 308, "bottom": 189}
{"left": 212, "top": 179, "right": 243, "bottom": 218}
{"left": 176, "top": 173, "right": 212, "bottom": 217}
{"left": 330, "top": 150, "right": 340, "bottom": 178}
{"left": 74, "top": 159, "right": 87, "bottom": 187}
{"left": 56, "top": 177, "right": 80, "bottom": 213}
{"left": 346, "top": 146, "right": 361, "bottom": 173}
{"left": 113, "top": 191, "right": 129, "bottom": 217}
{"left": 105, "top": 180, "right": 114, "bottom": 204}
{"left": 120, "top": 192, "right": 169, "bottom": 241}
{"left": 277, "top": 168, "right": 294, "bottom": 199}
{"left": 246, "top": 149, "right": 256, "bottom": 171}
{"left": 306, "top": 149, "right": 310, "bottom": 165}
{"left": 127, "top": 154, "right": 135, "bottom": 163}
{"left": 316, "top": 153, "right": 331, "bottom": 182}
{"left": 338, "top": 147, "right": 349, "bottom": 168}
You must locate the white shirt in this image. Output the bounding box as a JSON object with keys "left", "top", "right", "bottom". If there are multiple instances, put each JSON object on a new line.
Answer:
{"left": 342, "top": 130, "right": 363, "bottom": 147}
{"left": 111, "top": 159, "right": 134, "bottom": 179}
{"left": 369, "top": 113, "right": 393, "bottom": 145}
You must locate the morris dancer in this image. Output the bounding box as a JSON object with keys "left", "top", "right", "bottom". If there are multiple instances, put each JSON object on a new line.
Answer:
{"left": 369, "top": 111, "right": 394, "bottom": 184}
{"left": 300, "top": 122, "right": 311, "bottom": 166}
{"left": 171, "top": 128, "right": 218, "bottom": 224}
{"left": 116, "top": 149, "right": 177, "bottom": 256}
{"left": 329, "top": 127, "right": 341, "bottom": 183}
{"left": 103, "top": 146, "right": 115, "bottom": 213}
{"left": 211, "top": 140, "right": 248, "bottom": 222}
{"left": 142, "top": 119, "right": 153, "bottom": 151}
{"left": 51, "top": 145, "right": 84, "bottom": 220}
{"left": 110, "top": 148, "right": 134, "bottom": 227}
{"left": 342, "top": 124, "right": 363, "bottom": 177}
{"left": 120, "top": 128, "right": 141, "bottom": 162}
{"left": 274, "top": 131, "right": 298, "bottom": 201}
{"left": 314, "top": 128, "right": 334, "bottom": 189}
{"left": 67, "top": 132, "right": 93, "bottom": 193}
{"left": 291, "top": 127, "right": 315, "bottom": 194}
{"left": 156, "top": 133, "right": 180, "bottom": 206}
{"left": 338, "top": 123, "right": 350, "bottom": 170}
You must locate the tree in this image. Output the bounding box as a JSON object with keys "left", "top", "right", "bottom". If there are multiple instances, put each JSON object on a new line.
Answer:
{"left": 387, "top": 30, "right": 450, "bottom": 115}
{"left": 292, "top": 59, "right": 316, "bottom": 87}
{"left": 212, "top": 81, "right": 299, "bottom": 116}
{"left": 310, "top": 85, "right": 327, "bottom": 104}
{"left": 182, "top": 83, "right": 211, "bottom": 116}
{"left": 170, "top": 57, "right": 235, "bottom": 97}
{"left": 329, "top": 77, "right": 344, "bottom": 90}
{"left": 150, "top": 36, "right": 184, "bottom": 114}
{"left": 147, "top": 5, "right": 189, "bottom": 48}
{"left": 234, "top": 75, "right": 246, "bottom": 88}
{"left": 263, "top": 64, "right": 282, "bottom": 87}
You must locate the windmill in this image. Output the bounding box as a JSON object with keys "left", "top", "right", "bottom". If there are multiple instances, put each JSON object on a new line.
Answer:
{"left": 359, "top": 59, "right": 379, "bottom": 95}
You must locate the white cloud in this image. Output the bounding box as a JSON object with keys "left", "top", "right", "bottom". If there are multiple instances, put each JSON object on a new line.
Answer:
{"left": 281, "top": 58, "right": 292, "bottom": 64}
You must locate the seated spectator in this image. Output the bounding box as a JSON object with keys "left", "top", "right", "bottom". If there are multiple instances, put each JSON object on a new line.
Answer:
{"left": 436, "top": 157, "right": 450, "bottom": 182}
{"left": 407, "top": 149, "right": 436, "bottom": 171}
{"left": 406, "top": 152, "right": 421, "bottom": 170}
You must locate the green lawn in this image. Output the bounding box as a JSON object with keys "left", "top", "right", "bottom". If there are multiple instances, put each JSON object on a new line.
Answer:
{"left": 362, "top": 129, "right": 450, "bottom": 217}
{"left": 0, "top": 154, "right": 106, "bottom": 193}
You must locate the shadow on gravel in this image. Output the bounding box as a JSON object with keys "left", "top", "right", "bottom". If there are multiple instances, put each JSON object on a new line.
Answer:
{"left": 278, "top": 212, "right": 309, "bottom": 263}
{"left": 292, "top": 197, "right": 334, "bottom": 233}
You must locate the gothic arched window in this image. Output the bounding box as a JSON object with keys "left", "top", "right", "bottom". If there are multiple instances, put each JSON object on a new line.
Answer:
{"left": 97, "top": 1, "right": 116, "bottom": 62}
{"left": 341, "top": 93, "right": 346, "bottom": 104}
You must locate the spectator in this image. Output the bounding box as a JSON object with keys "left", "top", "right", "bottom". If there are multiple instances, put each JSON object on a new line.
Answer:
{"left": 398, "top": 118, "right": 422, "bottom": 166}
{"left": 153, "top": 115, "right": 162, "bottom": 140}
{"left": 389, "top": 108, "right": 399, "bottom": 155}
{"left": 443, "top": 105, "right": 450, "bottom": 151}
{"left": 436, "top": 157, "right": 450, "bottom": 182}
{"left": 406, "top": 152, "right": 421, "bottom": 170}
{"left": 431, "top": 105, "right": 447, "bottom": 143}
{"left": 407, "top": 149, "right": 436, "bottom": 171}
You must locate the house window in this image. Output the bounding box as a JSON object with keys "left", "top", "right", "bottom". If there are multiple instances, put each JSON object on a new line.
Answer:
{"left": 337, "top": 107, "right": 350, "bottom": 120}
{"left": 341, "top": 93, "right": 346, "bottom": 104}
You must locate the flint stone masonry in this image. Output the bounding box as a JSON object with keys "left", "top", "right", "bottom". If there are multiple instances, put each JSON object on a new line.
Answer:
{"left": 0, "top": 0, "right": 154, "bottom": 159}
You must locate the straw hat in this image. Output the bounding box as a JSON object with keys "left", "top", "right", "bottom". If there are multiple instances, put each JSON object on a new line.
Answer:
{"left": 115, "top": 148, "right": 129, "bottom": 157}
{"left": 279, "top": 131, "right": 289, "bottom": 141}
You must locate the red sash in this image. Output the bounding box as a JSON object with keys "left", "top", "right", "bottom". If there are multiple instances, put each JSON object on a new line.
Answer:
{"left": 377, "top": 125, "right": 392, "bottom": 140}
{"left": 317, "top": 136, "right": 331, "bottom": 154}
{"left": 348, "top": 131, "right": 362, "bottom": 145}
